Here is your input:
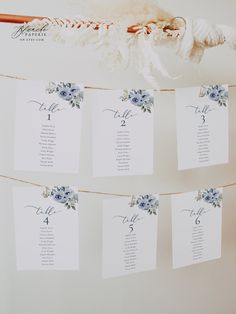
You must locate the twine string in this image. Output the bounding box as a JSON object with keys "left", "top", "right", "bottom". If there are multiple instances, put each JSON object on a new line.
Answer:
{"left": 1, "top": 73, "right": 236, "bottom": 91}
{"left": 0, "top": 174, "right": 235, "bottom": 197}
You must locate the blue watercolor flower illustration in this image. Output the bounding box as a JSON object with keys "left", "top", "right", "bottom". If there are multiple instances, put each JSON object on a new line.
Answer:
{"left": 120, "top": 89, "right": 154, "bottom": 113}
{"left": 58, "top": 85, "right": 74, "bottom": 101}
{"left": 42, "top": 186, "right": 78, "bottom": 210}
{"left": 199, "top": 85, "right": 228, "bottom": 107}
{"left": 46, "top": 82, "right": 83, "bottom": 109}
{"left": 129, "top": 194, "right": 159, "bottom": 215}
{"left": 196, "top": 188, "right": 222, "bottom": 208}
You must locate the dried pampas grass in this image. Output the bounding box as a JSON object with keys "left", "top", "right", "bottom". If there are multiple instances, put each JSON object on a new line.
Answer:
{"left": 68, "top": 0, "right": 173, "bottom": 23}
{"left": 27, "top": 0, "right": 236, "bottom": 87}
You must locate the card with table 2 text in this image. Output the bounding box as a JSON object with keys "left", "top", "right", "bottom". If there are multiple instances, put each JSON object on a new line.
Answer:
{"left": 92, "top": 89, "right": 154, "bottom": 176}
{"left": 13, "top": 186, "right": 79, "bottom": 270}
{"left": 14, "top": 80, "right": 84, "bottom": 173}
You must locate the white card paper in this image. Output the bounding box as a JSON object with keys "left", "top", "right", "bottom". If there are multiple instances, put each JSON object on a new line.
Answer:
{"left": 172, "top": 188, "right": 222, "bottom": 269}
{"left": 92, "top": 89, "right": 154, "bottom": 176}
{"left": 176, "top": 85, "right": 229, "bottom": 170}
{"left": 102, "top": 194, "right": 159, "bottom": 278}
{"left": 13, "top": 186, "right": 79, "bottom": 270}
{"left": 14, "top": 80, "right": 84, "bottom": 173}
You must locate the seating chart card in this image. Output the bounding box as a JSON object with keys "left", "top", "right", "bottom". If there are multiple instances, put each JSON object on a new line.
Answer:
{"left": 102, "top": 194, "right": 159, "bottom": 278}
{"left": 92, "top": 89, "right": 154, "bottom": 176}
{"left": 176, "top": 85, "right": 229, "bottom": 170}
{"left": 13, "top": 186, "right": 79, "bottom": 270}
{"left": 172, "top": 188, "right": 222, "bottom": 269}
{"left": 14, "top": 80, "right": 84, "bottom": 173}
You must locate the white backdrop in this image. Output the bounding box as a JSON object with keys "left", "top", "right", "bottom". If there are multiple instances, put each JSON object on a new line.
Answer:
{"left": 0, "top": 1, "right": 236, "bottom": 314}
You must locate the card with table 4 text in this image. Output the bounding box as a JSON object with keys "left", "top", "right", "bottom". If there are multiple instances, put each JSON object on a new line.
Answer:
{"left": 102, "top": 194, "right": 159, "bottom": 278}
{"left": 171, "top": 188, "right": 222, "bottom": 269}
{"left": 13, "top": 186, "right": 79, "bottom": 270}
{"left": 176, "top": 85, "right": 229, "bottom": 170}
{"left": 92, "top": 89, "right": 154, "bottom": 176}
{"left": 14, "top": 80, "right": 84, "bottom": 173}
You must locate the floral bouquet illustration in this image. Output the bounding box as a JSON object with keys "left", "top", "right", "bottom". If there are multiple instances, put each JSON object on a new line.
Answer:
{"left": 42, "top": 186, "right": 78, "bottom": 210}
{"left": 199, "top": 85, "right": 228, "bottom": 107}
{"left": 46, "top": 82, "right": 84, "bottom": 108}
{"left": 121, "top": 89, "right": 154, "bottom": 113}
{"left": 129, "top": 194, "right": 159, "bottom": 215}
{"left": 196, "top": 188, "right": 223, "bottom": 208}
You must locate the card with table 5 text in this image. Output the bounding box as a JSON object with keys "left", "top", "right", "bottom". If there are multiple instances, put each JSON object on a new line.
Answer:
{"left": 102, "top": 194, "right": 159, "bottom": 278}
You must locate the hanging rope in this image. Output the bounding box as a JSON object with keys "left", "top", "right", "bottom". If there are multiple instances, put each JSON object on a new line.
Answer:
{"left": 0, "top": 174, "right": 235, "bottom": 197}
{"left": 177, "top": 17, "right": 236, "bottom": 62}
{"left": 0, "top": 73, "right": 236, "bottom": 92}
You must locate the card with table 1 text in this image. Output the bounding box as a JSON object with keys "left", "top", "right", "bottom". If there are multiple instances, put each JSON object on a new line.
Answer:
{"left": 14, "top": 80, "right": 84, "bottom": 173}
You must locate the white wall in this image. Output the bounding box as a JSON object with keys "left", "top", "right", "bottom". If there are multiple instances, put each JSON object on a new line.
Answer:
{"left": 0, "top": 1, "right": 236, "bottom": 313}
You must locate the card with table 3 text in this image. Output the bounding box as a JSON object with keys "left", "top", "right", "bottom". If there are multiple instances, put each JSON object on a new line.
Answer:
{"left": 176, "top": 85, "right": 229, "bottom": 170}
